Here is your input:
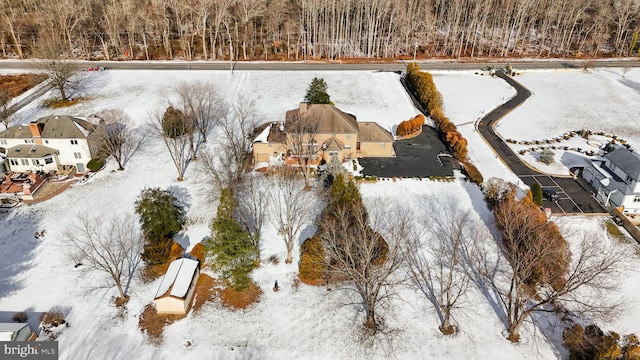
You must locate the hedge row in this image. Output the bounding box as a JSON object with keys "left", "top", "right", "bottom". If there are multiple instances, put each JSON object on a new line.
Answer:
{"left": 396, "top": 114, "right": 425, "bottom": 137}
{"left": 406, "top": 63, "right": 468, "bottom": 162}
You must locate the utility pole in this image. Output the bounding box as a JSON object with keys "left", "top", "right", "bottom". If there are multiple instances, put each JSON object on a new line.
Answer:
{"left": 230, "top": 36, "right": 234, "bottom": 74}
{"left": 303, "top": 31, "right": 307, "bottom": 62}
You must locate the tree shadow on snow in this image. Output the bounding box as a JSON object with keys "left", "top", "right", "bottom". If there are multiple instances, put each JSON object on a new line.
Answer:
{"left": 167, "top": 185, "right": 192, "bottom": 212}
{"left": 618, "top": 77, "right": 640, "bottom": 96}
{"left": 0, "top": 210, "right": 44, "bottom": 298}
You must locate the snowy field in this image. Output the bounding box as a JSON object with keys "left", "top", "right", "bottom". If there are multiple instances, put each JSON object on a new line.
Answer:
{"left": 0, "top": 67, "right": 639, "bottom": 359}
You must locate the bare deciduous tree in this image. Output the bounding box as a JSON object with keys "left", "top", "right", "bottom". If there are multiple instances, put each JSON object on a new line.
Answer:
{"left": 319, "top": 199, "right": 408, "bottom": 332}
{"left": 269, "top": 167, "right": 315, "bottom": 264}
{"left": 199, "top": 95, "right": 257, "bottom": 190}
{"left": 63, "top": 213, "right": 143, "bottom": 302}
{"left": 286, "top": 110, "right": 320, "bottom": 189}
{"left": 0, "top": 90, "right": 10, "bottom": 129}
{"left": 149, "top": 106, "right": 191, "bottom": 181}
{"left": 482, "top": 197, "right": 631, "bottom": 342}
{"left": 173, "top": 80, "right": 225, "bottom": 160}
{"left": 36, "top": 35, "right": 79, "bottom": 101}
{"left": 95, "top": 108, "right": 145, "bottom": 171}
{"left": 406, "top": 201, "right": 476, "bottom": 334}
{"left": 235, "top": 171, "right": 269, "bottom": 248}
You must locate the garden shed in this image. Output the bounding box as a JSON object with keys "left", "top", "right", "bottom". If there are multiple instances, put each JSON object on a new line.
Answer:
{"left": 154, "top": 258, "right": 200, "bottom": 315}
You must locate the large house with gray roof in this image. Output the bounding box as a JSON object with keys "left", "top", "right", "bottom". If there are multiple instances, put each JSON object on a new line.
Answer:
{"left": 252, "top": 103, "right": 395, "bottom": 166}
{"left": 582, "top": 146, "right": 640, "bottom": 213}
{"left": 0, "top": 115, "right": 101, "bottom": 174}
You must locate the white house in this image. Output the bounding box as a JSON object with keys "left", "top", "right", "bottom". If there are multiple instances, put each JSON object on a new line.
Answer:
{"left": 0, "top": 323, "right": 32, "bottom": 341}
{"left": 582, "top": 146, "right": 640, "bottom": 213}
{"left": 154, "top": 258, "right": 200, "bottom": 315}
{"left": 0, "top": 115, "right": 101, "bottom": 174}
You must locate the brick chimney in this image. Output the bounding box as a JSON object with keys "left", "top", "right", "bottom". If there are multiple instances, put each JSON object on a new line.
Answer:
{"left": 29, "top": 121, "right": 43, "bottom": 145}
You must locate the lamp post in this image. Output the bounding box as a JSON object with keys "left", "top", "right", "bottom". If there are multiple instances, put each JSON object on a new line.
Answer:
{"left": 605, "top": 189, "right": 619, "bottom": 207}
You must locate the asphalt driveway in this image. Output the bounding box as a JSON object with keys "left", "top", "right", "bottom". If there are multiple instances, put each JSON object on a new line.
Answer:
{"left": 477, "top": 71, "right": 605, "bottom": 214}
{"left": 359, "top": 125, "right": 456, "bottom": 178}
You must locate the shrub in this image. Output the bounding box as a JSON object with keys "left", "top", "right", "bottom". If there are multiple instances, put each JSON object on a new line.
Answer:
{"left": 299, "top": 236, "right": 325, "bottom": 285}
{"left": 463, "top": 162, "right": 483, "bottom": 185}
{"left": 563, "top": 324, "right": 629, "bottom": 360}
{"left": 12, "top": 312, "right": 28, "bottom": 323}
{"left": 539, "top": 149, "right": 555, "bottom": 165}
{"left": 531, "top": 183, "right": 543, "bottom": 206}
{"left": 86, "top": 158, "right": 104, "bottom": 172}
{"left": 189, "top": 243, "right": 206, "bottom": 265}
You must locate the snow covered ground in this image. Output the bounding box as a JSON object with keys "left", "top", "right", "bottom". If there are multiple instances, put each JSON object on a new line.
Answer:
{"left": 0, "top": 67, "right": 639, "bottom": 359}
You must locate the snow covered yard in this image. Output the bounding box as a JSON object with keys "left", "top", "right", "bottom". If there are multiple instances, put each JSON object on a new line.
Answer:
{"left": 0, "top": 67, "right": 639, "bottom": 359}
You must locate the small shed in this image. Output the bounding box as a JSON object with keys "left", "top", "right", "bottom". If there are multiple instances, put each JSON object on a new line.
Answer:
{"left": 0, "top": 322, "right": 32, "bottom": 341}
{"left": 154, "top": 258, "right": 200, "bottom": 315}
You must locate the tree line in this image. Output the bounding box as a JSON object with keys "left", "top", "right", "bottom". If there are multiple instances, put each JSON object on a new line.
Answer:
{"left": 1, "top": 0, "right": 639, "bottom": 61}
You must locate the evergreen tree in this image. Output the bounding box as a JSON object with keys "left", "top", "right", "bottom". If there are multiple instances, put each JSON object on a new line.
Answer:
{"left": 162, "top": 106, "right": 189, "bottom": 138}
{"left": 304, "top": 77, "right": 331, "bottom": 104}
{"left": 205, "top": 187, "right": 259, "bottom": 290}
{"left": 135, "top": 187, "right": 186, "bottom": 265}
{"left": 530, "top": 183, "right": 543, "bottom": 206}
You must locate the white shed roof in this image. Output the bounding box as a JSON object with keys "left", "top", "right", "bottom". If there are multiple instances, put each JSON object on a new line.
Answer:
{"left": 154, "top": 258, "right": 199, "bottom": 299}
{"left": 0, "top": 323, "right": 29, "bottom": 332}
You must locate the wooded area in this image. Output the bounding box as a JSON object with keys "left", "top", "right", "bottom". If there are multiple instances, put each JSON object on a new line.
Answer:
{"left": 1, "top": 0, "right": 638, "bottom": 61}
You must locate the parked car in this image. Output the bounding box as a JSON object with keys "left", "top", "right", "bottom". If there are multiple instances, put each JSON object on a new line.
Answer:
{"left": 542, "top": 188, "right": 559, "bottom": 202}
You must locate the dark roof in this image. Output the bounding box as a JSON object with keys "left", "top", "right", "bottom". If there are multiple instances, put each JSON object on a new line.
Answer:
{"left": 268, "top": 123, "right": 286, "bottom": 143}
{"left": 0, "top": 115, "right": 97, "bottom": 139}
{"left": 605, "top": 147, "right": 640, "bottom": 180}
{"left": 285, "top": 104, "right": 359, "bottom": 134}
{"left": 7, "top": 145, "right": 58, "bottom": 159}
{"left": 357, "top": 122, "right": 394, "bottom": 142}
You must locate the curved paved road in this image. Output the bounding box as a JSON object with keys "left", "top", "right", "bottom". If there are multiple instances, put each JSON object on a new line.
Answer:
{"left": 477, "top": 71, "right": 605, "bottom": 213}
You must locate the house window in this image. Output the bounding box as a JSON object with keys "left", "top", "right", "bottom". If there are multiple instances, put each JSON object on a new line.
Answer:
{"left": 71, "top": 140, "right": 78, "bottom": 145}
{"left": 45, "top": 140, "right": 49, "bottom": 144}
{"left": 44, "top": 157, "right": 53, "bottom": 164}
{"left": 634, "top": 196, "right": 640, "bottom": 203}
{"left": 346, "top": 134, "right": 351, "bottom": 139}
{"left": 0, "top": 139, "right": 6, "bottom": 145}
{"left": 20, "top": 159, "right": 28, "bottom": 165}
{"left": 74, "top": 152, "right": 82, "bottom": 159}
{"left": 626, "top": 175, "right": 633, "bottom": 183}
{"left": 32, "top": 159, "right": 40, "bottom": 166}
{"left": 356, "top": 142, "right": 361, "bottom": 150}
{"left": 344, "top": 144, "right": 351, "bottom": 150}
{"left": 24, "top": 139, "right": 34, "bottom": 144}
{"left": 380, "top": 142, "right": 385, "bottom": 147}
{"left": 9, "top": 159, "right": 18, "bottom": 166}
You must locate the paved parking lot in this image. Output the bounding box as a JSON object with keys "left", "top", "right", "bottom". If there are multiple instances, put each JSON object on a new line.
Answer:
{"left": 520, "top": 175, "right": 585, "bottom": 214}
{"left": 359, "top": 126, "right": 455, "bottom": 178}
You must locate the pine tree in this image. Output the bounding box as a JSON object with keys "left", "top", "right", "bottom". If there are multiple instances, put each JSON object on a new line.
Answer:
{"left": 299, "top": 236, "right": 326, "bottom": 285}
{"left": 135, "top": 187, "right": 185, "bottom": 265}
{"left": 205, "top": 187, "right": 259, "bottom": 290}
{"left": 304, "top": 77, "right": 331, "bottom": 104}
{"left": 530, "top": 183, "right": 543, "bottom": 206}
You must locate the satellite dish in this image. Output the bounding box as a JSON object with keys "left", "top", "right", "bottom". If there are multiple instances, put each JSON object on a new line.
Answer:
{"left": 600, "top": 178, "right": 610, "bottom": 187}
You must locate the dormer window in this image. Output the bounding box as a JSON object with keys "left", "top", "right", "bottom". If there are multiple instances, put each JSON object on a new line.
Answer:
{"left": 626, "top": 175, "right": 633, "bottom": 184}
